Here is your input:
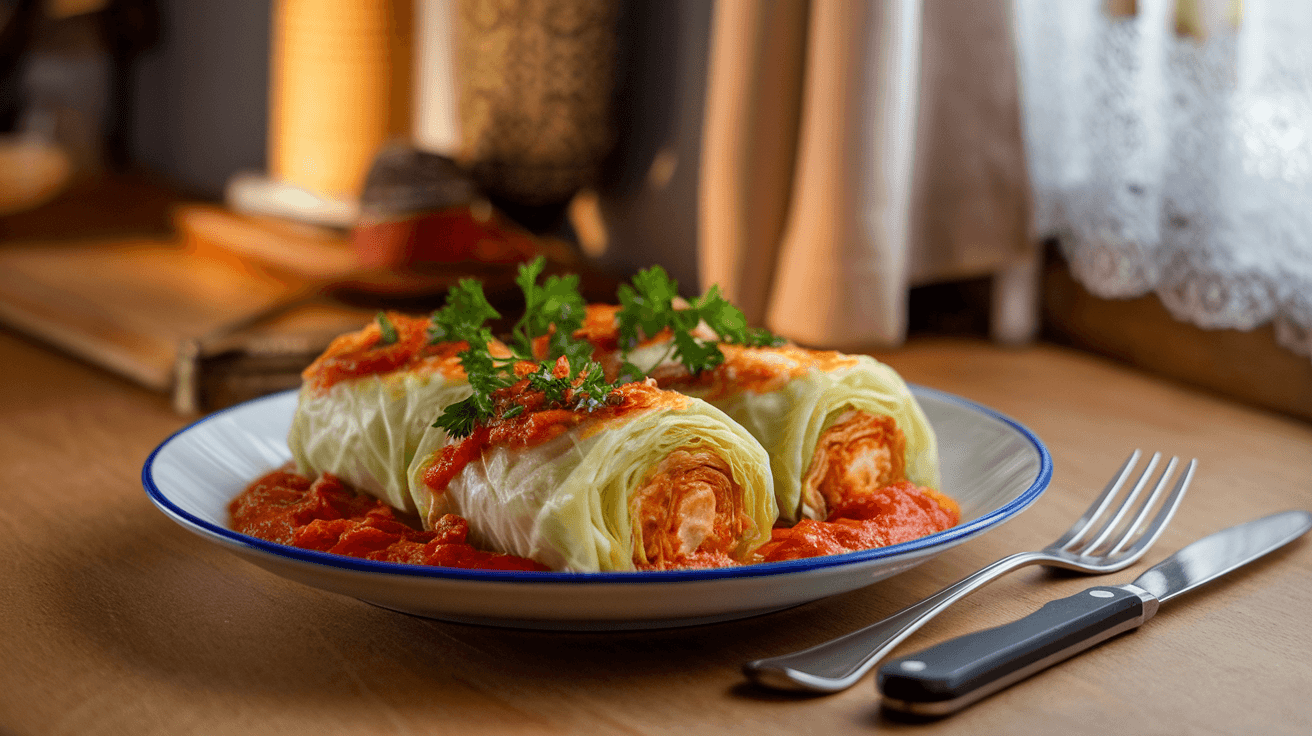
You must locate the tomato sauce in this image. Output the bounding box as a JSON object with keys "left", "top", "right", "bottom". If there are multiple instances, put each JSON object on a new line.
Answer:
{"left": 229, "top": 470, "right": 547, "bottom": 571}
{"left": 420, "top": 362, "right": 685, "bottom": 497}
{"left": 754, "top": 481, "right": 960, "bottom": 563}
{"left": 301, "top": 312, "right": 469, "bottom": 394}
{"left": 230, "top": 470, "right": 957, "bottom": 571}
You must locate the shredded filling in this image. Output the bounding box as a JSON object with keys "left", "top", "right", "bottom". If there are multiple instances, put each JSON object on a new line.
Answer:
{"left": 800, "top": 410, "right": 907, "bottom": 520}
{"left": 628, "top": 449, "right": 747, "bottom": 570}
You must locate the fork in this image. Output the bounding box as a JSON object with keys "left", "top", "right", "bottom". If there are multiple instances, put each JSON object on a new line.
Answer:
{"left": 744, "top": 449, "right": 1197, "bottom": 693}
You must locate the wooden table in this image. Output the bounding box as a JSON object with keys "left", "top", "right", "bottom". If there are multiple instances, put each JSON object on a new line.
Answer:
{"left": 2, "top": 328, "right": 1309, "bottom": 735}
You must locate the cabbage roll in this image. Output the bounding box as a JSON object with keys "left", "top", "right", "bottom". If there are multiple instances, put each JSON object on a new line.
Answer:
{"left": 287, "top": 313, "right": 484, "bottom": 513}
{"left": 407, "top": 378, "right": 776, "bottom": 572}
{"left": 584, "top": 307, "right": 940, "bottom": 524}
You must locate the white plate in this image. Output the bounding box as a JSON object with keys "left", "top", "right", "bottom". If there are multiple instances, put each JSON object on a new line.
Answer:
{"left": 143, "top": 386, "right": 1051, "bottom": 630}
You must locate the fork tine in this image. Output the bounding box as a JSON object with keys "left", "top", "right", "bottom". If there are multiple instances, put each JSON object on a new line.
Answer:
{"left": 1083, "top": 455, "right": 1176, "bottom": 553}
{"left": 1050, "top": 449, "right": 1148, "bottom": 551}
{"left": 1102, "top": 456, "right": 1180, "bottom": 555}
{"left": 1110, "top": 458, "right": 1196, "bottom": 560}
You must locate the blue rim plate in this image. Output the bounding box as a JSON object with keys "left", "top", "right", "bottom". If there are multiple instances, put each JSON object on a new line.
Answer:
{"left": 143, "top": 386, "right": 1051, "bottom": 630}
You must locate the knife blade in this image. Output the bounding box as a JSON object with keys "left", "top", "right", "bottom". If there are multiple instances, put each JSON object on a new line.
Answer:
{"left": 876, "top": 509, "right": 1312, "bottom": 717}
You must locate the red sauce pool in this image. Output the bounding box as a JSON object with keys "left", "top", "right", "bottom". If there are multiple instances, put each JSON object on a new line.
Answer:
{"left": 229, "top": 472, "right": 958, "bottom": 571}
{"left": 228, "top": 470, "right": 547, "bottom": 571}
{"left": 753, "top": 482, "right": 960, "bottom": 563}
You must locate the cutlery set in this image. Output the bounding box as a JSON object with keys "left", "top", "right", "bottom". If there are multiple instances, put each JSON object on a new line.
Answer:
{"left": 744, "top": 450, "right": 1312, "bottom": 716}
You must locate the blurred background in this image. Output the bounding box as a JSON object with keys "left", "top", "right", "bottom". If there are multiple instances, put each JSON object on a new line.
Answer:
{"left": 0, "top": 0, "right": 1308, "bottom": 419}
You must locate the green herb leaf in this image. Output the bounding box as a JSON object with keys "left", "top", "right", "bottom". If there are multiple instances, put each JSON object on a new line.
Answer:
{"left": 509, "top": 256, "right": 587, "bottom": 361}
{"left": 672, "top": 329, "right": 725, "bottom": 375}
{"left": 428, "top": 279, "right": 501, "bottom": 345}
{"left": 745, "top": 327, "right": 787, "bottom": 347}
{"left": 375, "top": 311, "right": 399, "bottom": 345}
{"left": 693, "top": 286, "right": 747, "bottom": 343}
{"left": 434, "top": 261, "right": 781, "bottom": 439}
{"left": 614, "top": 267, "right": 785, "bottom": 375}
{"left": 616, "top": 265, "right": 679, "bottom": 350}
{"left": 432, "top": 395, "right": 482, "bottom": 439}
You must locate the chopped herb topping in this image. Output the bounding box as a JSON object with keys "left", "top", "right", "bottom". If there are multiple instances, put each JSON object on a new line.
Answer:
{"left": 426, "top": 279, "right": 501, "bottom": 347}
{"left": 510, "top": 257, "right": 587, "bottom": 366}
{"left": 615, "top": 266, "right": 785, "bottom": 377}
{"left": 427, "top": 259, "right": 783, "bottom": 439}
{"left": 375, "top": 312, "right": 399, "bottom": 345}
{"left": 431, "top": 258, "right": 621, "bottom": 439}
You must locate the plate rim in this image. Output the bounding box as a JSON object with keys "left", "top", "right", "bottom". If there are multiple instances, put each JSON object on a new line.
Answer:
{"left": 141, "top": 384, "right": 1052, "bottom": 585}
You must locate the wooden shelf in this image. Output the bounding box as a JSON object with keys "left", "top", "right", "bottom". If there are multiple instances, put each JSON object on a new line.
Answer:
{"left": 1040, "top": 245, "right": 1312, "bottom": 423}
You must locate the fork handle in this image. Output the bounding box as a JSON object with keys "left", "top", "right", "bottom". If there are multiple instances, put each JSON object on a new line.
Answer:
{"left": 743, "top": 552, "right": 1043, "bottom": 692}
{"left": 877, "top": 584, "right": 1158, "bottom": 717}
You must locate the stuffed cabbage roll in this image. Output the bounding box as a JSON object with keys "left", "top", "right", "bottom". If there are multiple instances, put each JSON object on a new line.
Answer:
{"left": 407, "top": 372, "right": 776, "bottom": 572}
{"left": 287, "top": 312, "right": 487, "bottom": 513}
{"left": 582, "top": 307, "right": 940, "bottom": 524}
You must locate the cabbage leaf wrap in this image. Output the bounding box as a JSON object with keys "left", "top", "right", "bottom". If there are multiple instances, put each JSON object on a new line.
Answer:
{"left": 288, "top": 372, "right": 470, "bottom": 514}
{"left": 407, "top": 388, "right": 777, "bottom": 572}
{"left": 286, "top": 313, "right": 475, "bottom": 513}
{"left": 619, "top": 341, "right": 940, "bottom": 523}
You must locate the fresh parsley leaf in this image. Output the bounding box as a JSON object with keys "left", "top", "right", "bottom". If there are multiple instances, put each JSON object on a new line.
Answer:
{"left": 514, "top": 255, "right": 547, "bottom": 299}
{"left": 550, "top": 330, "right": 595, "bottom": 374}
{"left": 526, "top": 363, "right": 570, "bottom": 405}
{"left": 745, "top": 327, "right": 787, "bottom": 347}
{"left": 616, "top": 265, "right": 679, "bottom": 349}
{"left": 432, "top": 395, "right": 482, "bottom": 439}
{"left": 672, "top": 329, "right": 725, "bottom": 375}
{"left": 693, "top": 286, "right": 748, "bottom": 343}
{"left": 375, "top": 312, "right": 399, "bottom": 345}
{"left": 510, "top": 256, "right": 587, "bottom": 360}
{"left": 693, "top": 285, "right": 784, "bottom": 346}
{"left": 453, "top": 338, "right": 509, "bottom": 396}
{"left": 428, "top": 279, "right": 500, "bottom": 345}
{"left": 614, "top": 268, "right": 787, "bottom": 375}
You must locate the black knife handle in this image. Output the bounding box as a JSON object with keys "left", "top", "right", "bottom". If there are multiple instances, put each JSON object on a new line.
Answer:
{"left": 877, "top": 585, "right": 1157, "bottom": 717}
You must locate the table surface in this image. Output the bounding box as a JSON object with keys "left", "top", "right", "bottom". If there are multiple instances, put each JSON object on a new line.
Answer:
{"left": 2, "top": 328, "right": 1310, "bottom": 736}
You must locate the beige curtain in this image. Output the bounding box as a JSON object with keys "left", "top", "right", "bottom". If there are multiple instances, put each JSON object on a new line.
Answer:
{"left": 699, "top": 0, "right": 1034, "bottom": 350}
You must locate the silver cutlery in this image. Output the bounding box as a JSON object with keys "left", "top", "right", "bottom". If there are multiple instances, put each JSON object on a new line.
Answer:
{"left": 744, "top": 450, "right": 1196, "bottom": 693}
{"left": 877, "top": 509, "right": 1312, "bottom": 716}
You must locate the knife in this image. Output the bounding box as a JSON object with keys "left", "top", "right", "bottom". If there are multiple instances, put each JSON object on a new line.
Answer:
{"left": 876, "top": 509, "right": 1312, "bottom": 717}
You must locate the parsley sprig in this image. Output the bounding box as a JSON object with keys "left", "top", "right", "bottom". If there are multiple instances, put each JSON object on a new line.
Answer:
{"left": 375, "top": 311, "right": 399, "bottom": 345}
{"left": 615, "top": 265, "right": 784, "bottom": 376}
{"left": 426, "top": 259, "right": 782, "bottom": 439}
{"left": 430, "top": 258, "right": 620, "bottom": 439}
{"left": 509, "top": 256, "right": 590, "bottom": 370}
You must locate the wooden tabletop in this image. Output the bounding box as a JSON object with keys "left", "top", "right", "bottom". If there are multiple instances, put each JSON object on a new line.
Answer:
{"left": 2, "top": 327, "right": 1309, "bottom": 735}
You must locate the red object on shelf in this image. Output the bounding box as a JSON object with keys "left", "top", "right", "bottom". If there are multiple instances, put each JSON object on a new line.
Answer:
{"left": 351, "top": 206, "right": 542, "bottom": 269}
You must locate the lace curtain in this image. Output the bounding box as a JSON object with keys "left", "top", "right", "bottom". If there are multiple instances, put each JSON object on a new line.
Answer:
{"left": 1014, "top": 0, "right": 1312, "bottom": 360}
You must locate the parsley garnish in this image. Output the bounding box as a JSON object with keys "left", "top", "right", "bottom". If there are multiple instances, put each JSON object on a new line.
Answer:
{"left": 427, "top": 260, "right": 781, "bottom": 439}
{"left": 615, "top": 266, "right": 785, "bottom": 378}
{"left": 375, "top": 312, "right": 399, "bottom": 345}
{"left": 427, "top": 278, "right": 501, "bottom": 346}
{"left": 432, "top": 393, "right": 484, "bottom": 440}
{"left": 430, "top": 259, "right": 622, "bottom": 439}
{"left": 510, "top": 256, "right": 587, "bottom": 366}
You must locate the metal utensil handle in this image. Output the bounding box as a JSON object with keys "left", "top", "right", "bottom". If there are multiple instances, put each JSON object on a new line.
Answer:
{"left": 744, "top": 551, "right": 1044, "bottom": 692}
{"left": 877, "top": 585, "right": 1155, "bottom": 717}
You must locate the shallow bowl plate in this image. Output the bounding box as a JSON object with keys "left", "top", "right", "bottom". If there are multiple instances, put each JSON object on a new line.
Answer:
{"left": 143, "top": 386, "right": 1050, "bottom": 630}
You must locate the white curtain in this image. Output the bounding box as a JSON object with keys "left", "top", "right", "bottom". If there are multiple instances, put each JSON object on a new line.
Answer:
{"left": 428, "top": 0, "right": 1036, "bottom": 350}
{"left": 699, "top": 0, "right": 1034, "bottom": 350}
{"left": 1015, "top": 0, "right": 1312, "bottom": 359}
